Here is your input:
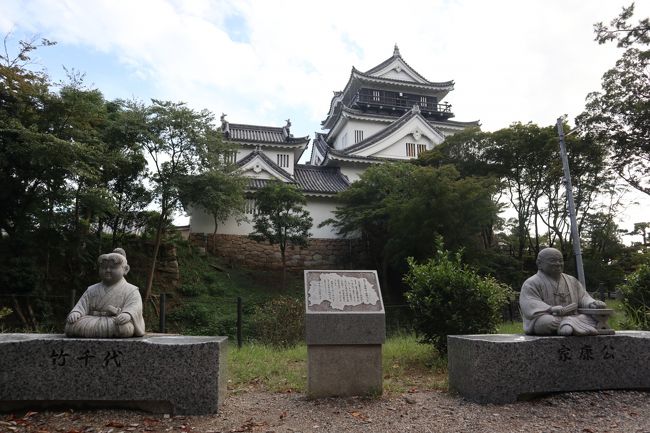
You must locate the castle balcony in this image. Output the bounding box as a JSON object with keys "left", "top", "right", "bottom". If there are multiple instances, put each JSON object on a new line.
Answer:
{"left": 351, "top": 90, "right": 454, "bottom": 120}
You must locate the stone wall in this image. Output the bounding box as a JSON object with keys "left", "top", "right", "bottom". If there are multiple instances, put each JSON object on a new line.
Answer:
{"left": 190, "top": 233, "right": 369, "bottom": 271}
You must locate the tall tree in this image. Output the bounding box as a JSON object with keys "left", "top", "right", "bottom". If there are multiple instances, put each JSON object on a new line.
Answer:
{"left": 249, "top": 181, "right": 312, "bottom": 288}
{"left": 178, "top": 130, "right": 245, "bottom": 250}
{"left": 578, "top": 3, "right": 650, "bottom": 196}
{"left": 136, "top": 99, "right": 216, "bottom": 303}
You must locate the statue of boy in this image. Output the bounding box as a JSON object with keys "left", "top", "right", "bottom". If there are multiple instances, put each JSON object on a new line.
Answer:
{"left": 519, "top": 248, "right": 606, "bottom": 336}
{"left": 65, "top": 248, "right": 145, "bottom": 338}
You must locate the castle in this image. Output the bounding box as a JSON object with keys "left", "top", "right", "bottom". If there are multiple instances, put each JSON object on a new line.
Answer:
{"left": 189, "top": 46, "right": 478, "bottom": 269}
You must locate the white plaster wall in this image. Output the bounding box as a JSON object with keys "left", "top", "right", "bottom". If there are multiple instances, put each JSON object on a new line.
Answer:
{"left": 306, "top": 197, "right": 343, "bottom": 239}
{"left": 378, "top": 68, "right": 417, "bottom": 82}
{"left": 259, "top": 149, "right": 295, "bottom": 175}
{"left": 189, "top": 205, "right": 255, "bottom": 236}
{"left": 374, "top": 135, "right": 435, "bottom": 160}
{"left": 190, "top": 197, "right": 343, "bottom": 239}
{"left": 335, "top": 119, "right": 385, "bottom": 151}
{"left": 339, "top": 165, "right": 366, "bottom": 183}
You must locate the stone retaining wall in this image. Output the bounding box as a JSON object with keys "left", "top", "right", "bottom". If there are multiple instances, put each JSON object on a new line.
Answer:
{"left": 190, "top": 234, "right": 369, "bottom": 271}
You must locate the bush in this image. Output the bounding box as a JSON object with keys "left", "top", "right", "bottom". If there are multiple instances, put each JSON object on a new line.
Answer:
{"left": 404, "top": 249, "right": 513, "bottom": 354}
{"left": 249, "top": 296, "right": 304, "bottom": 347}
{"left": 619, "top": 264, "right": 650, "bottom": 330}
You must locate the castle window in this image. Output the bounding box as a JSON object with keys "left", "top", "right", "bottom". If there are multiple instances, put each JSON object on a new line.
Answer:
{"left": 372, "top": 90, "right": 380, "bottom": 102}
{"left": 224, "top": 151, "right": 237, "bottom": 164}
{"left": 406, "top": 142, "right": 416, "bottom": 157}
{"left": 420, "top": 96, "right": 427, "bottom": 107}
{"left": 406, "top": 143, "right": 428, "bottom": 157}
{"left": 244, "top": 198, "right": 257, "bottom": 215}
{"left": 277, "top": 154, "right": 290, "bottom": 168}
{"left": 354, "top": 130, "right": 364, "bottom": 143}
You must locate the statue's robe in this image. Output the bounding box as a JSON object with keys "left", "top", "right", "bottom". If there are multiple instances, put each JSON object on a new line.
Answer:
{"left": 519, "top": 271, "right": 597, "bottom": 335}
{"left": 65, "top": 278, "right": 145, "bottom": 338}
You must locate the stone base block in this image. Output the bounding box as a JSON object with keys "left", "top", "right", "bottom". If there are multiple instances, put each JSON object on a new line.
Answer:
{"left": 307, "top": 345, "right": 382, "bottom": 398}
{"left": 448, "top": 331, "right": 650, "bottom": 404}
{"left": 0, "top": 334, "right": 227, "bottom": 415}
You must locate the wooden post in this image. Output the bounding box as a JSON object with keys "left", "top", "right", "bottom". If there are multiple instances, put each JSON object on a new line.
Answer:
{"left": 159, "top": 293, "right": 167, "bottom": 333}
{"left": 237, "top": 297, "right": 243, "bottom": 349}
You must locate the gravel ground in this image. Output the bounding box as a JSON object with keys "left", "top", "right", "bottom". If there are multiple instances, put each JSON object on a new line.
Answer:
{"left": 2, "top": 390, "right": 650, "bottom": 433}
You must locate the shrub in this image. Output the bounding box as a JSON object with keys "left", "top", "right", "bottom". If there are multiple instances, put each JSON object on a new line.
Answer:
{"left": 249, "top": 296, "right": 305, "bottom": 347}
{"left": 619, "top": 264, "right": 650, "bottom": 330}
{"left": 404, "top": 248, "right": 513, "bottom": 354}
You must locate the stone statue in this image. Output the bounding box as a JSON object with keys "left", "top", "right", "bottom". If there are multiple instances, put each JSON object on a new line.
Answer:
{"left": 65, "top": 248, "right": 145, "bottom": 338}
{"left": 519, "top": 248, "right": 607, "bottom": 336}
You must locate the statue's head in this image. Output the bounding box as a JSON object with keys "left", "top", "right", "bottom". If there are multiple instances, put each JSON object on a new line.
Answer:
{"left": 98, "top": 248, "right": 130, "bottom": 285}
{"left": 536, "top": 248, "right": 564, "bottom": 279}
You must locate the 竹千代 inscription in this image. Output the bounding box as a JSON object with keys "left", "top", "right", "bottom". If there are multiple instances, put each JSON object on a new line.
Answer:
{"left": 308, "top": 272, "right": 379, "bottom": 310}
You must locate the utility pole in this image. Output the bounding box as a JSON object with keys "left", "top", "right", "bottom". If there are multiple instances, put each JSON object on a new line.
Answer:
{"left": 556, "top": 117, "right": 586, "bottom": 289}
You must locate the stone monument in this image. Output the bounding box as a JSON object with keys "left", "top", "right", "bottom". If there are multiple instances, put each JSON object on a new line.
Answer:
{"left": 519, "top": 247, "right": 613, "bottom": 336}
{"left": 65, "top": 248, "right": 145, "bottom": 338}
{"left": 304, "top": 270, "right": 385, "bottom": 397}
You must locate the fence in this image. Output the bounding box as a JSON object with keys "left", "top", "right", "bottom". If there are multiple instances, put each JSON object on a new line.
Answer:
{"left": 3, "top": 292, "right": 552, "bottom": 343}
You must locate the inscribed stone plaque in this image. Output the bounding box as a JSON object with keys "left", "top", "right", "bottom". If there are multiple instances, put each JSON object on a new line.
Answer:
{"left": 304, "top": 270, "right": 385, "bottom": 345}
{"left": 305, "top": 271, "right": 384, "bottom": 313}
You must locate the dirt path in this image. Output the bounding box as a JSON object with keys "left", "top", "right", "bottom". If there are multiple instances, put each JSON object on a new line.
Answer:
{"left": 2, "top": 390, "right": 649, "bottom": 433}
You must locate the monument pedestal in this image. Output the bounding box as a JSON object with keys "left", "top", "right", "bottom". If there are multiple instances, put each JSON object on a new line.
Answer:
{"left": 0, "top": 334, "right": 227, "bottom": 415}
{"left": 308, "top": 345, "right": 382, "bottom": 397}
{"left": 448, "top": 331, "right": 650, "bottom": 404}
{"left": 305, "top": 270, "right": 385, "bottom": 398}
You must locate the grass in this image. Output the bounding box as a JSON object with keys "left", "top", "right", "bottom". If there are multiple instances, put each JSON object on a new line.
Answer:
{"left": 497, "top": 298, "right": 628, "bottom": 334}
{"left": 227, "top": 333, "right": 447, "bottom": 395}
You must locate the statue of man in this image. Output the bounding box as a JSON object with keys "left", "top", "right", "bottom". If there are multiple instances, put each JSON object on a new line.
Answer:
{"left": 65, "top": 248, "right": 145, "bottom": 338}
{"left": 519, "top": 248, "right": 606, "bottom": 336}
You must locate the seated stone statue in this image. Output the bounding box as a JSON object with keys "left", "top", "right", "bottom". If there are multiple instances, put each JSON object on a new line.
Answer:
{"left": 65, "top": 248, "right": 145, "bottom": 338}
{"left": 519, "top": 248, "right": 606, "bottom": 336}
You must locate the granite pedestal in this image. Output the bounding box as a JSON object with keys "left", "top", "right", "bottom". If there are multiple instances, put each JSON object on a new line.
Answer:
{"left": 0, "top": 334, "right": 227, "bottom": 415}
{"left": 448, "top": 331, "right": 650, "bottom": 404}
{"left": 305, "top": 270, "right": 385, "bottom": 398}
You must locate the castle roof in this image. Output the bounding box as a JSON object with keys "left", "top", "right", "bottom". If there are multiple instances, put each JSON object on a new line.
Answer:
{"left": 322, "top": 46, "right": 455, "bottom": 129}
{"left": 221, "top": 121, "right": 309, "bottom": 146}
{"left": 237, "top": 150, "right": 350, "bottom": 196}
{"left": 294, "top": 165, "right": 350, "bottom": 195}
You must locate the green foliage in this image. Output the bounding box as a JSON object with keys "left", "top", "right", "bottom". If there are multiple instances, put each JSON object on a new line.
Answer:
{"left": 0, "top": 307, "right": 12, "bottom": 320}
{"left": 178, "top": 169, "right": 245, "bottom": 236}
{"left": 250, "top": 182, "right": 312, "bottom": 254}
{"left": 619, "top": 264, "right": 650, "bottom": 330}
{"left": 579, "top": 4, "right": 650, "bottom": 196}
{"left": 249, "top": 296, "right": 305, "bottom": 347}
{"left": 404, "top": 244, "right": 513, "bottom": 353}
{"left": 325, "top": 162, "right": 499, "bottom": 297}
{"left": 249, "top": 181, "right": 312, "bottom": 288}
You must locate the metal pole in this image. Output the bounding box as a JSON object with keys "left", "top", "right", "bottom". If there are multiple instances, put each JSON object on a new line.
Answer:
{"left": 236, "top": 297, "right": 243, "bottom": 349}
{"left": 556, "top": 117, "right": 586, "bottom": 289}
{"left": 159, "top": 293, "right": 166, "bottom": 333}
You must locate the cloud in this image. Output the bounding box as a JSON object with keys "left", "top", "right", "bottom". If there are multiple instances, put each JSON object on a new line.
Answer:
{"left": 3, "top": 0, "right": 649, "bottom": 135}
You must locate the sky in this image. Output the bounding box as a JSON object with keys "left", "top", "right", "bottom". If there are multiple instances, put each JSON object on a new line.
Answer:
{"left": 2, "top": 0, "right": 649, "bottom": 238}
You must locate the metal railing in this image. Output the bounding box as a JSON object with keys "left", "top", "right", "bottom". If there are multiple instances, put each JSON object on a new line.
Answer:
{"left": 352, "top": 92, "right": 453, "bottom": 115}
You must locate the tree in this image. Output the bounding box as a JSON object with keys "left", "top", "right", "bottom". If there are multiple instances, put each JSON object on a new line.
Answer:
{"left": 249, "top": 181, "right": 312, "bottom": 288}
{"left": 179, "top": 170, "right": 245, "bottom": 244}
{"left": 324, "top": 162, "right": 499, "bottom": 296}
{"left": 578, "top": 3, "right": 650, "bottom": 196}
{"left": 136, "top": 99, "right": 217, "bottom": 303}
{"left": 178, "top": 131, "right": 245, "bottom": 250}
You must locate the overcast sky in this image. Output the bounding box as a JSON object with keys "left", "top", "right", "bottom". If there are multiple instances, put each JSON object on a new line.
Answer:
{"left": 2, "top": 0, "right": 648, "bottom": 236}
